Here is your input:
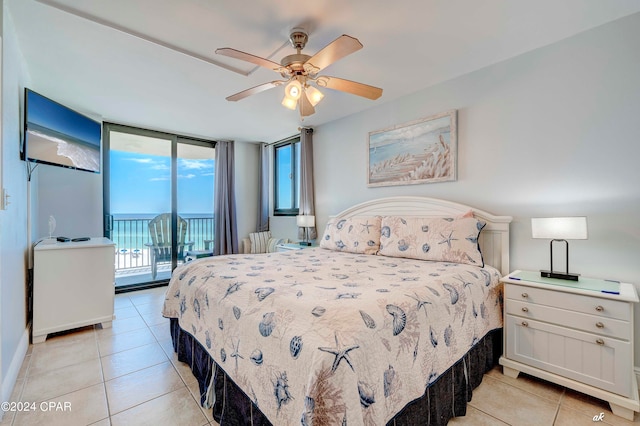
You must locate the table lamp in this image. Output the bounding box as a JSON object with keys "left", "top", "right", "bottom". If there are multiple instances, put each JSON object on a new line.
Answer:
{"left": 297, "top": 215, "right": 315, "bottom": 246}
{"left": 531, "top": 217, "right": 588, "bottom": 281}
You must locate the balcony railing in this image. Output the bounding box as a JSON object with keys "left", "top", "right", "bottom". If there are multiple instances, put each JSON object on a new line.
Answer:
{"left": 112, "top": 216, "right": 214, "bottom": 272}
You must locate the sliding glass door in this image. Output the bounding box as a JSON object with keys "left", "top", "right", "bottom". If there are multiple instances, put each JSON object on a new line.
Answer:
{"left": 103, "top": 124, "right": 215, "bottom": 289}
{"left": 177, "top": 139, "right": 215, "bottom": 256}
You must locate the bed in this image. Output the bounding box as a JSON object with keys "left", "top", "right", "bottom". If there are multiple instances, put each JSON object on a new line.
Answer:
{"left": 163, "top": 196, "right": 512, "bottom": 425}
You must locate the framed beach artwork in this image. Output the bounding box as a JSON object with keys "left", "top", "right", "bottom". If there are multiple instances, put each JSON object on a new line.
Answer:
{"left": 368, "top": 110, "right": 457, "bottom": 187}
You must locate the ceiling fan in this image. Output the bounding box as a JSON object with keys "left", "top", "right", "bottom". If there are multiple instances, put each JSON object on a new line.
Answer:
{"left": 216, "top": 28, "right": 383, "bottom": 118}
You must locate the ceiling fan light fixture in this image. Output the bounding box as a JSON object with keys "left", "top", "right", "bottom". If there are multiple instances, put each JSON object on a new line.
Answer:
{"left": 218, "top": 29, "right": 383, "bottom": 117}
{"left": 305, "top": 85, "right": 324, "bottom": 107}
{"left": 281, "top": 95, "right": 298, "bottom": 110}
{"left": 284, "top": 80, "right": 302, "bottom": 100}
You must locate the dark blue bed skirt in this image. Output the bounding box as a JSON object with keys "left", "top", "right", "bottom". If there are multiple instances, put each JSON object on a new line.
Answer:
{"left": 169, "top": 318, "right": 502, "bottom": 426}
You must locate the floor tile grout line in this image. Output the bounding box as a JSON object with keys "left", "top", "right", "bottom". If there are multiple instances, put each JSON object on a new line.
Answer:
{"left": 20, "top": 352, "right": 105, "bottom": 407}
{"left": 25, "top": 352, "right": 102, "bottom": 380}
{"left": 551, "top": 393, "right": 562, "bottom": 425}
{"left": 97, "top": 335, "right": 160, "bottom": 359}
{"left": 465, "top": 405, "right": 511, "bottom": 425}
{"left": 551, "top": 401, "right": 561, "bottom": 426}
{"left": 108, "top": 384, "right": 193, "bottom": 421}
{"left": 102, "top": 358, "right": 171, "bottom": 383}
{"left": 471, "top": 375, "right": 565, "bottom": 425}
{"left": 99, "top": 339, "right": 114, "bottom": 425}
{"left": 484, "top": 373, "right": 566, "bottom": 406}
{"left": 105, "top": 362, "right": 188, "bottom": 418}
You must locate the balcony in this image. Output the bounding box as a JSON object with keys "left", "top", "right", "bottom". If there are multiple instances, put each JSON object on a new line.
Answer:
{"left": 113, "top": 216, "right": 214, "bottom": 286}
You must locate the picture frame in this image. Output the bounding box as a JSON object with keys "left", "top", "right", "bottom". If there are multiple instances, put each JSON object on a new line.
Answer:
{"left": 368, "top": 110, "right": 457, "bottom": 187}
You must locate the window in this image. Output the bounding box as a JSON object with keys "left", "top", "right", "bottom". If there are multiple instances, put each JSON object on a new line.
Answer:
{"left": 274, "top": 138, "right": 300, "bottom": 216}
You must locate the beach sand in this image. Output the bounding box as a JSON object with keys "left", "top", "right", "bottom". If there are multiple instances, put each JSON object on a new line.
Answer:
{"left": 27, "top": 131, "right": 76, "bottom": 167}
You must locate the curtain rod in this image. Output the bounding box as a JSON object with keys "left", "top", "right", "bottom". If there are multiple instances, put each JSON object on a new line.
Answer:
{"left": 265, "top": 127, "right": 313, "bottom": 146}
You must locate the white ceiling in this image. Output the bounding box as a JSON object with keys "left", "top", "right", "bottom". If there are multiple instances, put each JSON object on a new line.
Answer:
{"left": 8, "top": 0, "right": 640, "bottom": 143}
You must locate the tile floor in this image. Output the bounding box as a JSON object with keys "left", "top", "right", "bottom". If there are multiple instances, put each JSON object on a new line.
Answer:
{"left": 0, "top": 286, "right": 637, "bottom": 426}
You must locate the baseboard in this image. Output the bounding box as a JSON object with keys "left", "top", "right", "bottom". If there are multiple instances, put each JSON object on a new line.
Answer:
{"left": 1, "top": 327, "right": 30, "bottom": 407}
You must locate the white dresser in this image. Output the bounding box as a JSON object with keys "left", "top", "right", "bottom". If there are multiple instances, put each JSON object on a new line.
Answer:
{"left": 33, "top": 238, "right": 116, "bottom": 343}
{"left": 500, "top": 270, "right": 639, "bottom": 420}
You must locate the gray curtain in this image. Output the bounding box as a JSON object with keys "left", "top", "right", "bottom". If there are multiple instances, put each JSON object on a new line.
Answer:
{"left": 213, "top": 141, "right": 239, "bottom": 255}
{"left": 297, "top": 128, "right": 317, "bottom": 240}
{"left": 257, "top": 143, "right": 269, "bottom": 232}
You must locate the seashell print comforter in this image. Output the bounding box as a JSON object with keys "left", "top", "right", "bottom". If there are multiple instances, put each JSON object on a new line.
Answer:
{"left": 163, "top": 248, "right": 503, "bottom": 425}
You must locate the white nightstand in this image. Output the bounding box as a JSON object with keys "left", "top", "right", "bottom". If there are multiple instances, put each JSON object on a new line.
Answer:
{"left": 500, "top": 270, "right": 640, "bottom": 420}
{"left": 275, "top": 243, "right": 316, "bottom": 252}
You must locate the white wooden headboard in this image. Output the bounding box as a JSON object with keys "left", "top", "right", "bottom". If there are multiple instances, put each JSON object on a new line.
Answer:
{"left": 330, "top": 196, "right": 513, "bottom": 276}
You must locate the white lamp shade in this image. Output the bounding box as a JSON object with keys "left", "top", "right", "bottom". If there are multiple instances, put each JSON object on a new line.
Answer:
{"left": 285, "top": 80, "right": 302, "bottom": 100}
{"left": 305, "top": 85, "right": 324, "bottom": 106}
{"left": 296, "top": 215, "right": 315, "bottom": 227}
{"left": 281, "top": 95, "right": 297, "bottom": 110}
{"left": 531, "top": 217, "right": 588, "bottom": 240}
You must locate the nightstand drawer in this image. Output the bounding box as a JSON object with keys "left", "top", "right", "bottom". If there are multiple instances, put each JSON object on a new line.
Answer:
{"left": 506, "top": 299, "right": 631, "bottom": 340}
{"left": 505, "top": 283, "right": 630, "bottom": 321}
{"left": 505, "top": 314, "right": 632, "bottom": 397}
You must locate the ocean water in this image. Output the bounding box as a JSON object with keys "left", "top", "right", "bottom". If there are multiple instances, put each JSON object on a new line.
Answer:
{"left": 111, "top": 214, "right": 214, "bottom": 251}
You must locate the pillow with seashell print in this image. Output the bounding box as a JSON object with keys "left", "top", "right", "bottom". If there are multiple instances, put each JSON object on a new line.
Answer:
{"left": 378, "top": 216, "right": 486, "bottom": 267}
{"left": 319, "top": 216, "right": 382, "bottom": 255}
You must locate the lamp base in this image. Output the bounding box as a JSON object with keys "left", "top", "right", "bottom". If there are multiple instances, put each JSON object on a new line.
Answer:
{"left": 299, "top": 241, "right": 312, "bottom": 246}
{"left": 540, "top": 270, "right": 580, "bottom": 281}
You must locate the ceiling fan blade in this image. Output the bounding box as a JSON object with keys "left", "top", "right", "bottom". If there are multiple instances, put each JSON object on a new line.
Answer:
{"left": 226, "top": 81, "right": 285, "bottom": 102}
{"left": 305, "top": 35, "right": 363, "bottom": 74}
{"left": 216, "top": 48, "right": 282, "bottom": 72}
{"left": 317, "top": 76, "right": 383, "bottom": 100}
{"left": 299, "top": 91, "right": 315, "bottom": 117}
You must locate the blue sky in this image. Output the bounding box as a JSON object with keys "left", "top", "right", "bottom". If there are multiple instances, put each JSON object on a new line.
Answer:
{"left": 277, "top": 144, "right": 292, "bottom": 209}
{"left": 110, "top": 150, "right": 215, "bottom": 215}
{"left": 276, "top": 142, "right": 301, "bottom": 210}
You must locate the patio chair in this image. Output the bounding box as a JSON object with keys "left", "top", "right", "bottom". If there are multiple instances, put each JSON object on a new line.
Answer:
{"left": 145, "top": 213, "right": 194, "bottom": 280}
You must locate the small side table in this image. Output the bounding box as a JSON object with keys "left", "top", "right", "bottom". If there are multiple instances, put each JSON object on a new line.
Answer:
{"left": 185, "top": 249, "right": 214, "bottom": 263}
{"left": 276, "top": 243, "right": 316, "bottom": 252}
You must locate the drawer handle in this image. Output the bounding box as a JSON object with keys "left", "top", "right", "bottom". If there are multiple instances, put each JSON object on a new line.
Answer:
{"left": 521, "top": 321, "right": 529, "bottom": 327}
{"left": 595, "top": 305, "right": 604, "bottom": 312}
{"left": 521, "top": 293, "right": 529, "bottom": 298}
{"left": 596, "top": 322, "right": 604, "bottom": 329}
{"left": 521, "top": 307, "right": 529, "bottom": 313}
{"left": 596, "top": 338, "right": 605, "bottom": 346}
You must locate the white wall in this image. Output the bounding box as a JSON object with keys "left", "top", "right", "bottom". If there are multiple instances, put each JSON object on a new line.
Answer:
{"left": 36, "top": 165, "right": 103, "bottom": 240}
{"left": 0, "top": 1, "right": 31, "bottom": 406}
{"left": 310, "top": 13, "right": 640, "bottom": 362}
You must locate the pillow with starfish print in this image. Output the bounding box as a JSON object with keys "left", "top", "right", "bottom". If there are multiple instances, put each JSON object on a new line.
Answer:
{"left": 378, "top": 216, "right": 486, "bottom": 267}
{"left": 319, "top": 216, "right": 382, "bottom": 255}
